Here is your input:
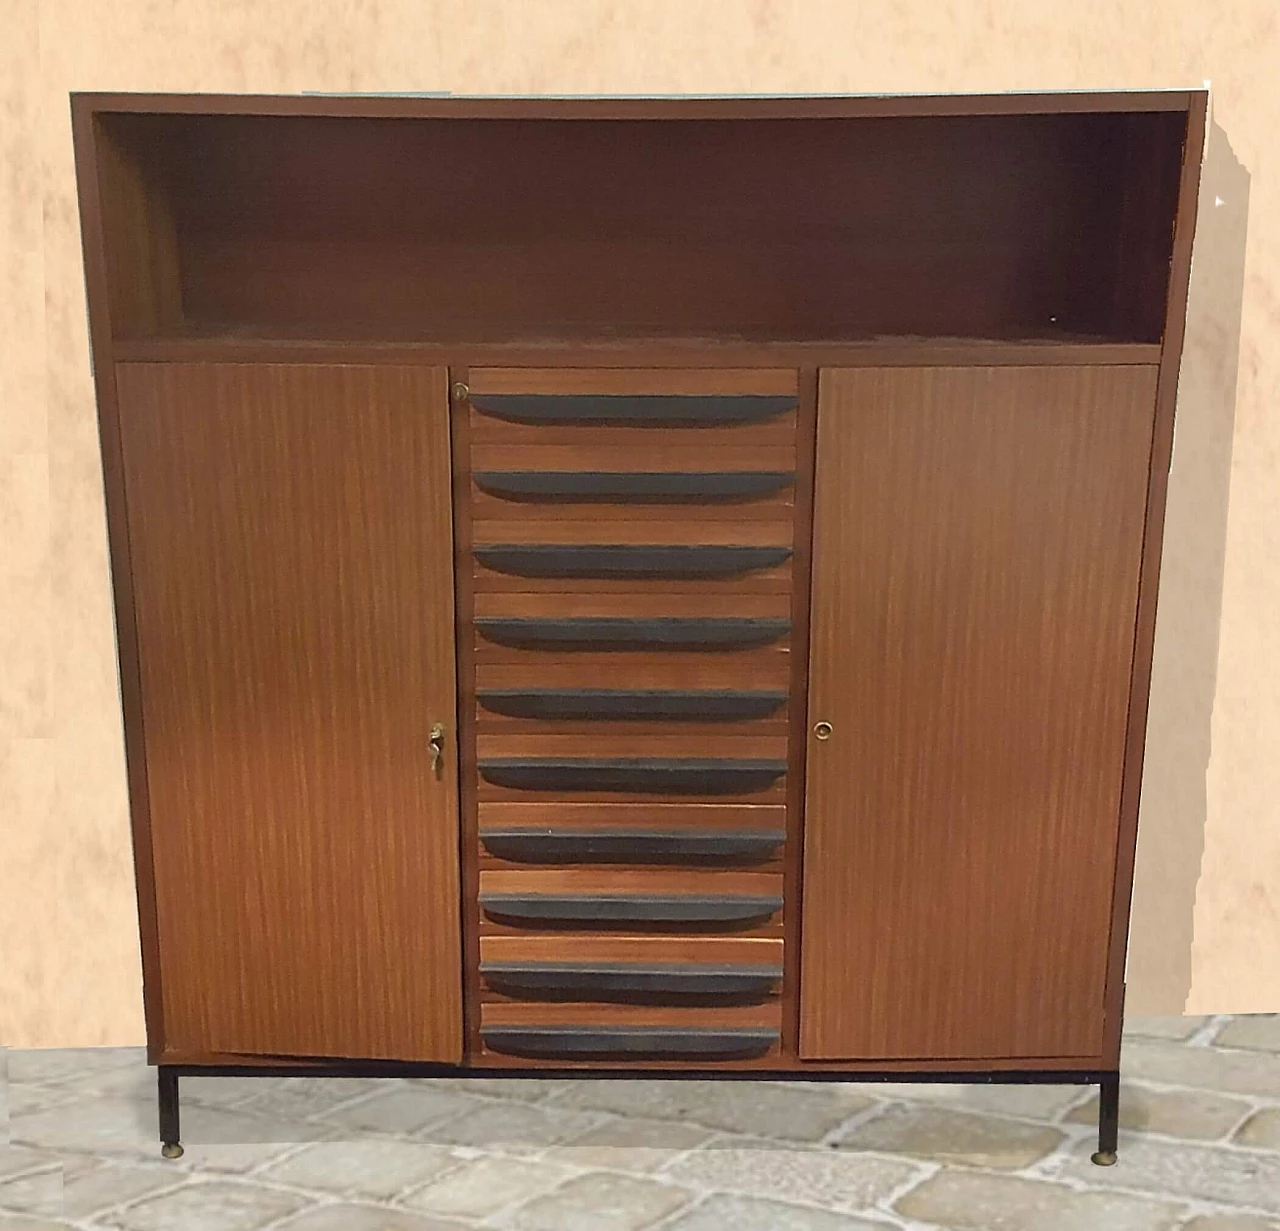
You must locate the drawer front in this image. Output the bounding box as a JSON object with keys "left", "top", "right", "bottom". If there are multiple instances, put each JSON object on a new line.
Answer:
{"left": 456, "top": 366, "right": 803, "bottom": 1068}
{"left": 480, "top": 934, "right": 785, "bottom": 1003}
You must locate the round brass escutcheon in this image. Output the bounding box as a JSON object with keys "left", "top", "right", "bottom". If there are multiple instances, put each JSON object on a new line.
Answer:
{"left": 451, "top": 381, "right": 470, "bottom": 402}
{"left": 813, "top": 721, "right": 833, "bottom": 741}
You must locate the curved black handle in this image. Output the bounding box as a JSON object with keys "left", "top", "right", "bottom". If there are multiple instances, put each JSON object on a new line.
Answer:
{"left": 474, "top": 471, "right": 796, "bottom": 504}
{"left": 474, "top": 545, "right": 792, "bottom": 580}
{"left": 479, "top": 893, "right": 783, "bottom": 926}
{"left": 471, "top": 393, "right": 796, "bottom": 427}
{"left": 475, "top": 617, "right": 790, "bottom": 652}
{"left": 481, "top": 962, "right": 783, "bottom": 1000}
{"left": 482, "top": 1025, "right": 780, "bottom": 1060}
{"left": 478, "top": 757, "right": 788, "bottom": 795}
{"left": 480, "top": 828, "right": 786, "bottom": 864}
{"left": 476, "top": 689, "right": 788, "bottom": 722}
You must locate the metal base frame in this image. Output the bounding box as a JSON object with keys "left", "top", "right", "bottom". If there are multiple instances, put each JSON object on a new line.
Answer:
{"left": 156, "top": 1063, "right": 1121, "bottom": 1164}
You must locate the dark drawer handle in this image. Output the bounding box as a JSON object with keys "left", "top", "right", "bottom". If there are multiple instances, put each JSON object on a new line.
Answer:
{"left": 481, "top": 962, "right": 784, "bottom": 999}
{"left": 478, "top": 757, "right": 788, "bottom": 795}
{"left": 475, "top": 617, "right": 790, "bottom": 652}
{"left": 474, "top": 471, "right": 796, "bottom": 504}
{"left": 480, "top": 828, "right": 786, "bottom": 864}
{"left": 483, "top": 1025, "right": 780, "bottom": 1060}
{"left": 477, "top": 688, "right": 788, "bottom": 722}
{"left": 475, "top": 545, "right": 792, "bottom": 580}
{"left": 479, "top": 893, "right": 783, "bottom": 926}
{"left": 471, "top": 393, "right": 796, "bottom": 427}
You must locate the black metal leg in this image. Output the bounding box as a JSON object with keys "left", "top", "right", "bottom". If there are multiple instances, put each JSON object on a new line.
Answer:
{"left": 158, "top": 1068, "right": 183, "bottom": 1159}
{"left": 1091, "top": 1072, "right": 1119, "bottom": 1165}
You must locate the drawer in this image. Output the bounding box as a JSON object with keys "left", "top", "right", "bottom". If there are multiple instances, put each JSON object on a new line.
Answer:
{"left": 476, "top": 756, "right": 788, "bottom": 798}
{"left": 478, "top": 800, "right": 786, "bottom": 867}
{"left": 478, "top": 867, "right": 784, "bottom": 929}
{"left": 466, "top": 368, "right": 798, "bottom": 443}
{"left": 480, "top": 827, "right": 785, "bottom": 867}
{"left": 472, "top": 519, "right": 794, "bottom": 549}
{"left": 471, "top": 471, "right": 796, "bottom": 519}
{"left": 474, "top": 543, "right": 792, "bottom": 581}
{"left": 476, "top": 657, "right": 792, "bottom": 694}
{"left": 474, "top": 618, "right": 790, "bottom": 654}
{"left": 481, "top": 934, "right": 783, "bottom": 1001}
{"left": 473, "top": 591, "right": 792, "bottom": 660}
{"left": 479, "top": 1001, "right": 782, "bottom": 1062}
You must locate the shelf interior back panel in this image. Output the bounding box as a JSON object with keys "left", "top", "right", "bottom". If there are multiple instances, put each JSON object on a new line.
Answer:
{"left": 92, "top": 108, "right": 1187, "bottom": 346}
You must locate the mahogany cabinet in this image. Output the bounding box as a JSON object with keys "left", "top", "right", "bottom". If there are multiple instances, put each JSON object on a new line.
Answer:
{"left": 71, "top": 88, "right": 1206, "bottom": 1161}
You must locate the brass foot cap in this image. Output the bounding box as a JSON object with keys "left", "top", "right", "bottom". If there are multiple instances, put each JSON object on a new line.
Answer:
{"left": 161, "top": 1142, "right": 184, "bottom": 1160}
{"left": 1091, "top": 1150, "right": 1117, "bottom": 1167}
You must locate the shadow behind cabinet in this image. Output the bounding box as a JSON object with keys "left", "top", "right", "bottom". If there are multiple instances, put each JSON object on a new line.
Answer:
{"left": 72, "top": 90, "right": 1204, "bottom": 1118}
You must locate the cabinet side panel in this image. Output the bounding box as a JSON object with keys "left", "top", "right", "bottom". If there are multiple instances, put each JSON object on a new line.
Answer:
{"left": 116, "top": 362, "right": 463, "bottom": 1062}
{"left": 800, "top": 365, "right": 1158, "bottom": 1061}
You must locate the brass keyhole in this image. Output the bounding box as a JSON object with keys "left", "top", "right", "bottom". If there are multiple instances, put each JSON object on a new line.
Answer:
{"left": 813, "top": 721, "right": 833, "bottom": 741}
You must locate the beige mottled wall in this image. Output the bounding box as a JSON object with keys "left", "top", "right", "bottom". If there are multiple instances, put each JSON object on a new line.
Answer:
{"left": 1, "top": 0, "right": 1276, "bottom": 1046}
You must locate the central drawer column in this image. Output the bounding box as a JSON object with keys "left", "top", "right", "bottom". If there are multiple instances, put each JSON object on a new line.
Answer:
{"left": 453, "top": 366, "right": 803, "bottom": 1066}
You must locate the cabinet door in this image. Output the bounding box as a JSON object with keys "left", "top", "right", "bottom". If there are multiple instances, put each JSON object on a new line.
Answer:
{"left": 800, "top": 365, "right": 1158, "bottom": 1061}
{"left": 116, "top": 363, "right": 463, "bottom": 1061}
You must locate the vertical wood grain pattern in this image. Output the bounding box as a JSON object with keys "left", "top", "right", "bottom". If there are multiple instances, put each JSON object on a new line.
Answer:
{"left": 115, "top": 362, "right": 463, "bottom": 1061}
{"left": 800, "top": 365, "right": 1158, "bottom": 1061}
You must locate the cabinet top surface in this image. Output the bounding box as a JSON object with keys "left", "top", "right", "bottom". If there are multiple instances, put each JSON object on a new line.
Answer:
{"left": 71, "top": 88, "right": 1204, "bottom": 120}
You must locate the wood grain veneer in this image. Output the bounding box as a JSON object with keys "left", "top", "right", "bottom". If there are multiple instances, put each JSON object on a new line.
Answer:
{"left": 800, "top": 364, "right": 1158, "bottom": 1061}
{"left": 115, "top": 362, "right": 463, "bottom": 1061}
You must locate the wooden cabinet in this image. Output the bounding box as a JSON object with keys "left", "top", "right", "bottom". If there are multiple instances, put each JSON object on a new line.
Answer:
{"left": 72, "top": 88, "right": 1204, "bottom": 1159}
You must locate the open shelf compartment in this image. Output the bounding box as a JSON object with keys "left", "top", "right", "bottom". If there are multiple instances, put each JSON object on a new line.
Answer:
{"left": 88, "top": 104, "right": 1188, "bottom": 348}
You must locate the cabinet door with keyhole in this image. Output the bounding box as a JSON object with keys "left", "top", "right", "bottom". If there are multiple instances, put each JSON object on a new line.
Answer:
{"left": 799, "top": 365, "right": 1158, "bottom": 1061}
{"left": 116, "top": 363, "right": 463, "bottom": 1062}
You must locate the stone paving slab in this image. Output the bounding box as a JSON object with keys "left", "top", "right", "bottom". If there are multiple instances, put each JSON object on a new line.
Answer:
{"left": 272, "top": 1204, "right": 470, "bottom": 1231}
{"left": 235, "top": 1078, "right": 386, "bottom": 1121}
{"left": 659, "top": 1138, "right": 919, "bottom": 1211}
{"left": 661, "top": 1192, "right": 898, "bottom": 1230}
{"left": 414, "top": 1099, "right": 605, "bottom": 1154}
{"left": 1065, "top": 1082, "right": 1254, "bottom": 1140}
{"left": 550, "top": 1078, "right": 872, "bottom": 1142}
{"left": 401, "top": 1156, "right": 576, "bottom": 1220}
{"left": 834, "top": 1103, "right": 1066, "bottom": 1169}
{"left": 1054, "top": 1135, "right": 1280, "bottom": 1214}
{"left": 552, "top": 1115, "right": 715, "bottom": 1172}
{"left": 0, "top": 1167, "right": 60, "bottom": 1218}
{"left": 848, "top": 1079, "right": 1092, "bottom": 1121}
{"left": 254, "top": 1140, "right": 460, "bottom": 1201}
{"left": 311, "top": 1086, "right": 486, "bottom": 1136}
{"left": 1121, "top": 1039, "right": 1280, "bottom": 1098}
{"left": 893, "top": 1166, "right": 1187, "bottom": 1231}
{"left": 12, "top": 1097, "right": 332, "bottom": 1158}
{"left": 58, "top": 1160, "right": 184, "bottom": 1222}
{"left": 1233, "top": 1108, "right": 1280, "bottom": 1149}
{"left": 500, "top": 1172, "right": 693, "bottom": 1231}
{"left": 0, "top": 1151, "right": 58, "bottom": 1184}
{"left": 7, "top": 1051, "right": 141, "bottom": 1088}
{"left": 90, "top": 1178, "right": 307, "bottom": 1231}
{"left": 1177, "top": 1215, "right": 1280, "bottom": 1230}
{"left": 1215, "top": 1016, "right": 1280, "bottom": 1053}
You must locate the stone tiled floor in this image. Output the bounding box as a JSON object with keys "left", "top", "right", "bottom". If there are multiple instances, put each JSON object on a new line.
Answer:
{"left": 3, "top": 1015, "right": 1279, "bottom": 1230}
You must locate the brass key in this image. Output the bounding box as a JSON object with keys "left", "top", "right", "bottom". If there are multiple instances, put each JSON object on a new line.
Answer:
{"left": 429, "top": 723, "right": 446, "bottom": 777}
